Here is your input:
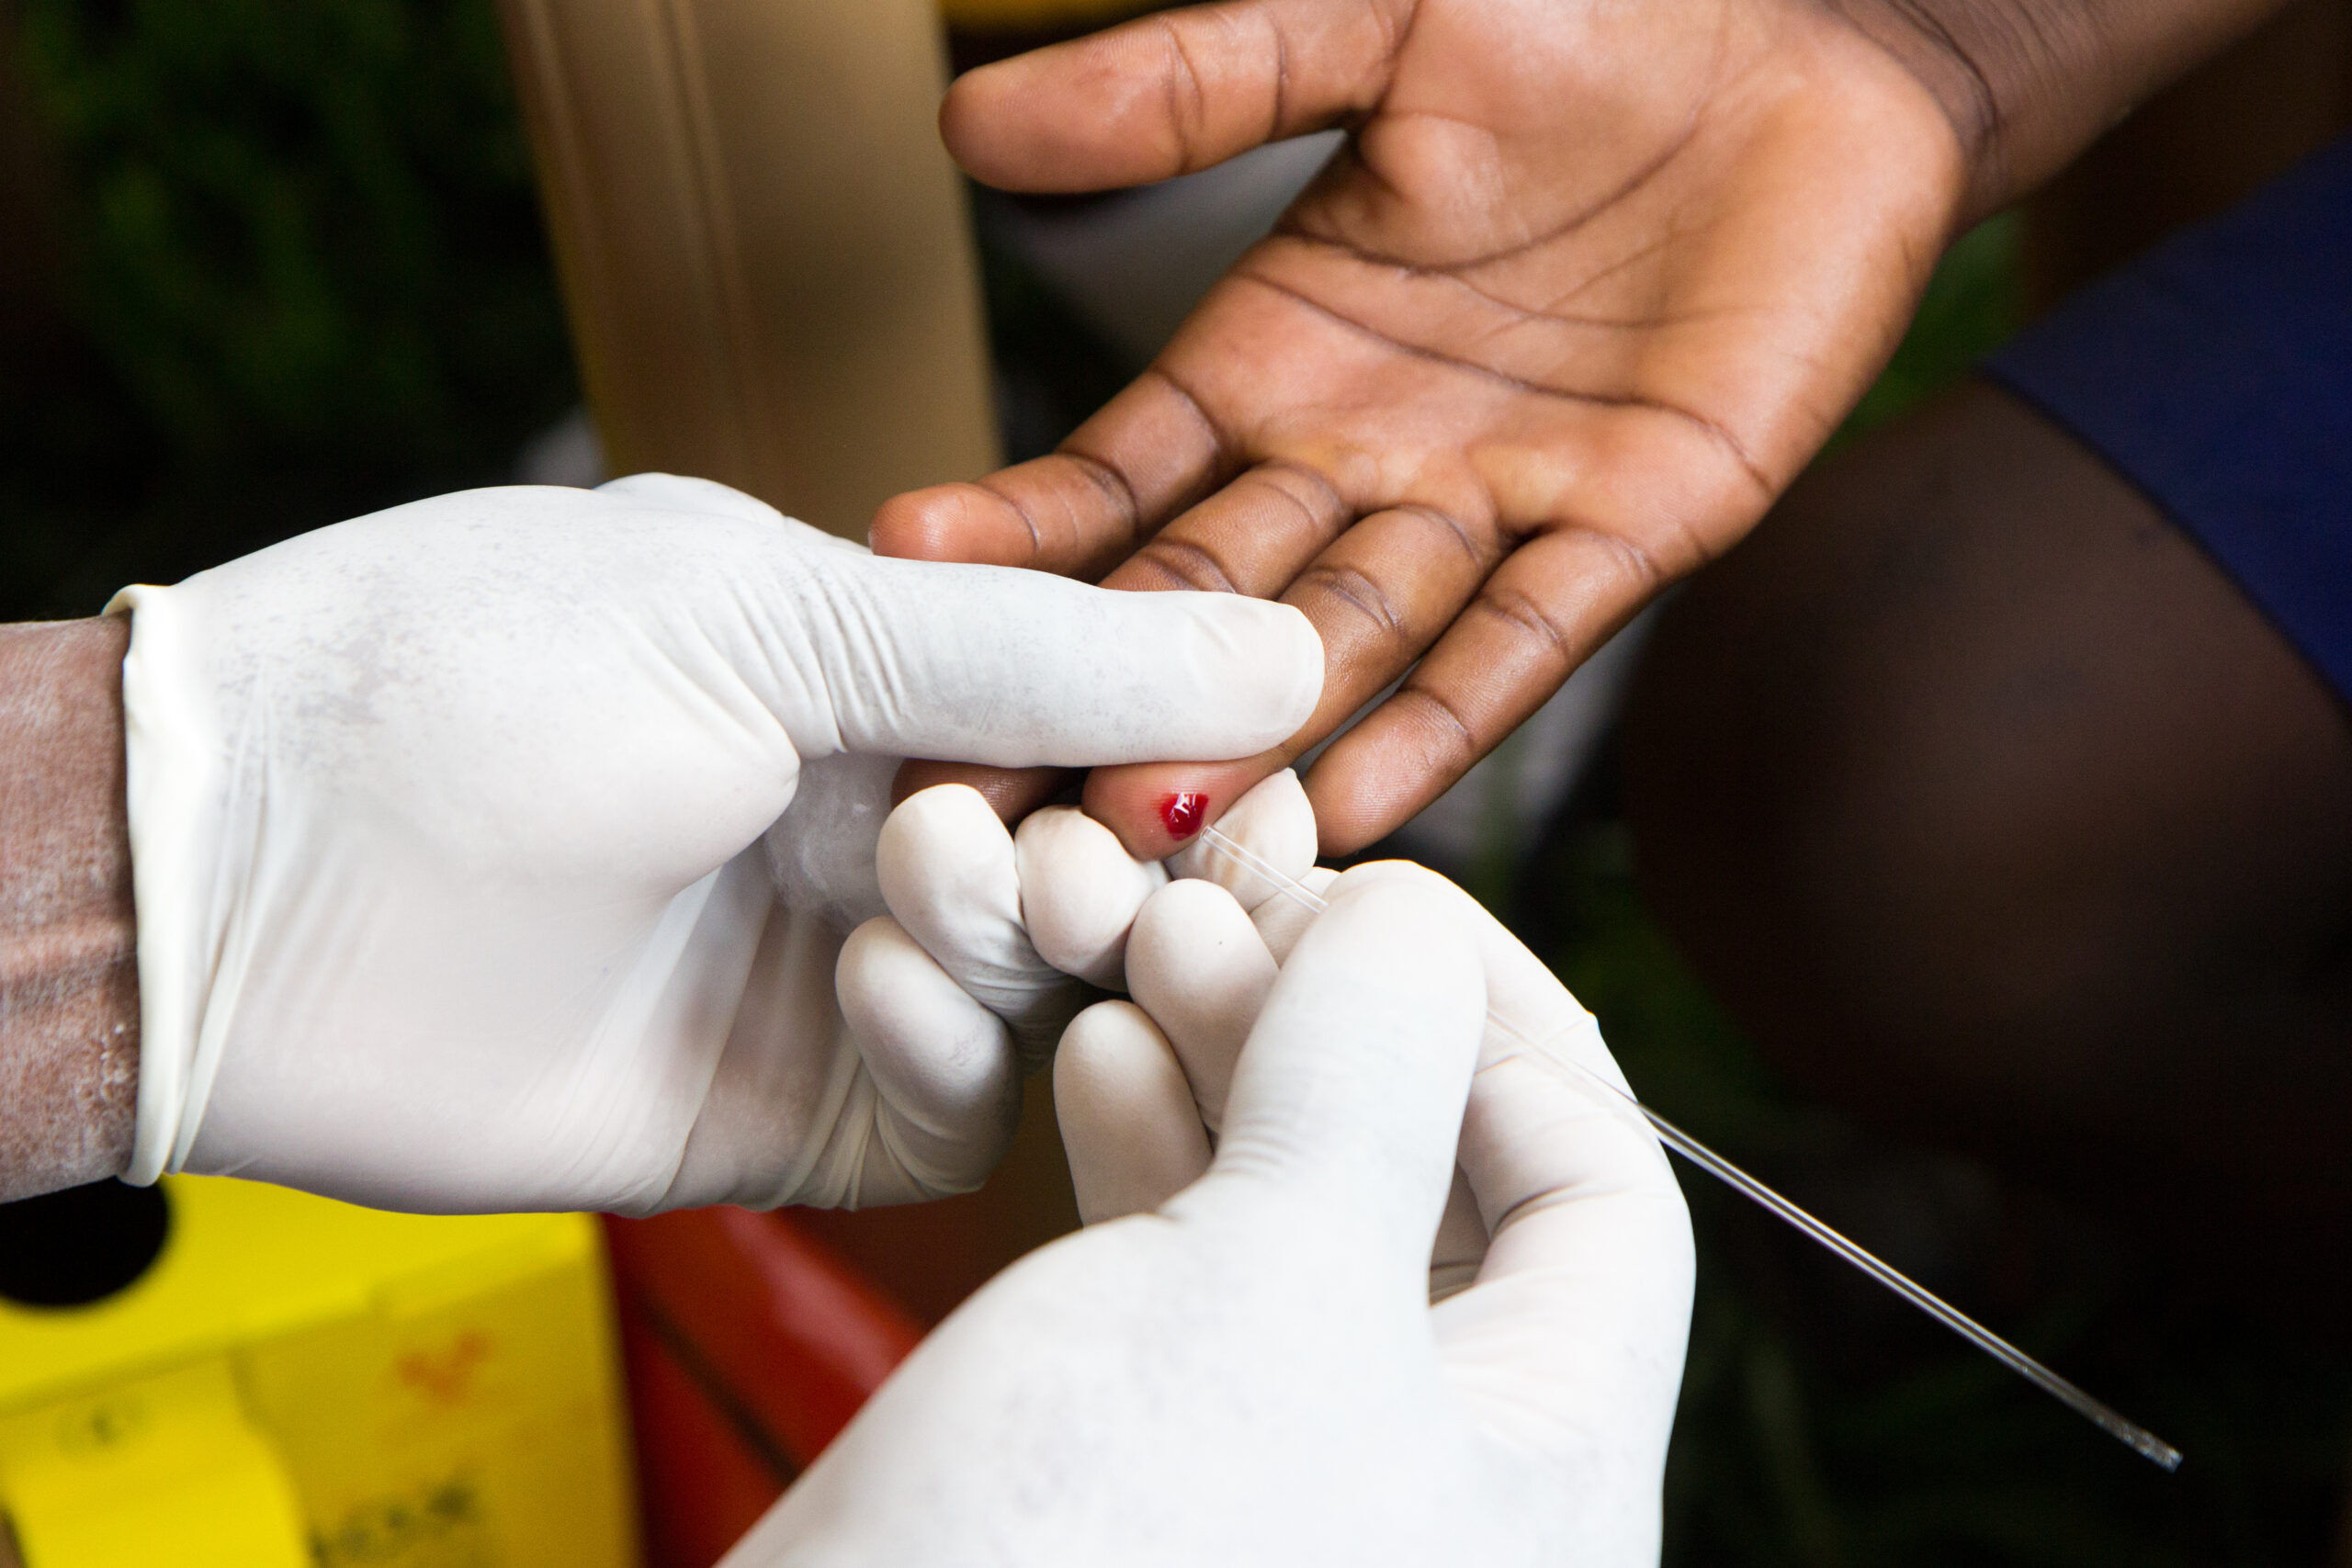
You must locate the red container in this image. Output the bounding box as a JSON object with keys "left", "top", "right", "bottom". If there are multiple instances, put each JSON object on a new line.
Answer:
{"left": 604, "top": 1209, "right": 923, "bottom": 1568}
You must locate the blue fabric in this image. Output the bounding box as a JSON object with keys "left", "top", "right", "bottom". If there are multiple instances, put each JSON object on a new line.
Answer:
{"left": 1984, "top": 134, "right": 2352, "bottom": 705}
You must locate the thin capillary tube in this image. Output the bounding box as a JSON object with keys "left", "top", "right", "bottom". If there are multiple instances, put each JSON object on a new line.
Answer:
{"left": 1197, "top": 825, "right": 2185, "bottom": 1472}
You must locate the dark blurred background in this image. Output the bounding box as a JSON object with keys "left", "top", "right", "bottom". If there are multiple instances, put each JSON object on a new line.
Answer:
{"left": 2, "top": 0, "right": 2349, "bottom": 1562}
{"left": 0, "top": 0, "right": 574, "bottom": 619}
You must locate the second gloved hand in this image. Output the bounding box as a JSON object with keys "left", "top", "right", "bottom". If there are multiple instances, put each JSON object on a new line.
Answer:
{"left": 729, "top": 867, "right": 1695, "bottom": 1567}
{"left": 113, "top": 474, "right": 1319, "bottom": 1214}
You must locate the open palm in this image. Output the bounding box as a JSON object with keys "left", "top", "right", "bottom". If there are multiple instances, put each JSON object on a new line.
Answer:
{"left": 879, "top": 0, "right": 1965, "bottom": 854}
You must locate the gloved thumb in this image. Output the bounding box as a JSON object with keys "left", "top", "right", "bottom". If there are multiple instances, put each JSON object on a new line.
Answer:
{"left": 1189, "top": 866, "right": 1486, "bottom": 1280}
{"left": 799, "top": 550, "right": 1323, "bottom": 770}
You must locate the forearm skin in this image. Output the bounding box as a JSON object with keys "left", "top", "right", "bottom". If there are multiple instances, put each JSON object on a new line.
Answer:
{"left": 0, "top": 618, "right": 137, "bottom": 1201}
{"left": 1832, "top": 0, "right": 2298, "bottom": 218}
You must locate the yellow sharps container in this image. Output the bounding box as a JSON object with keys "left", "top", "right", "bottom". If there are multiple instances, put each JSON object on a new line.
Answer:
{"left": 0, "top": 1177, "right": 637, "bottom": 1568}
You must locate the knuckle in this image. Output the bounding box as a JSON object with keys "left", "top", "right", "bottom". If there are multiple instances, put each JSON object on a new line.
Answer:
{"left": 1130, "top": 535, "right": 1242, "bottom": 595}
{"left": 1154, "top": 17, "right": 1214, "bottom": 168}
{"left": 1396, "top": 502, "right": 1496, "bottom": 573}
{"left": 1293, "top": 561, "right": 1411, "bottom": 642}
{"left": 1392, "top": 682, "right": 1481, "bottom": 764}
{"left": 1469, "top": 582, "right": 1575, "bottom": 667}
{"left": 1057, "top": 452, "right": 1146, "bottom": 545}
{"left": 1256, "top": 460, "right": 1348, "bottom": 526}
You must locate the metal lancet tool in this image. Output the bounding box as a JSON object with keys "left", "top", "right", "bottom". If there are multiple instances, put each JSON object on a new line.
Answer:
{"left": 1194, "top": 824, "right": 2184, "bottom": 1472}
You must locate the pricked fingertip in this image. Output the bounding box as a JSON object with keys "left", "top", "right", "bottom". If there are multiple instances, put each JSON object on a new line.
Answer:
{"left": 1159, "top": 791, "right": 1209, "bottom": 840}
{"left": 1085, "top": 761, "right": 1269, "bottom": 862}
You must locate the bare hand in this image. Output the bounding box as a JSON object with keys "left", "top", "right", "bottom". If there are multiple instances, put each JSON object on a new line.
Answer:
{"left": 880, "top": 0, "right": 1965, "bottom": 855}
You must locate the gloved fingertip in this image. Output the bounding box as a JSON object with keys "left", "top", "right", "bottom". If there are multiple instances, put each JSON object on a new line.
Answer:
{"left": 876, "top": 783, "right": 1067, "bottom": 1031}
{"left": 837, "top": 915, "right": 1021, "bottom": 1164}
{"left": 877, "top": 783, "right": 1011, "bottom": 899}
{"left": 1125, "top": 879, "right": 1277, "bottom": 1132}
{"left": 1188, "top": 596, "right": 1322, "bottom": 743}
{"left": 1212, "top": 874, "right": 1484, "bottom": 1227}
{"left": 1054, "top": 999, "right": 1212, "bottom": 1224}
{"left": 1014, "top": 806, "right": 1165, "bottom": 988}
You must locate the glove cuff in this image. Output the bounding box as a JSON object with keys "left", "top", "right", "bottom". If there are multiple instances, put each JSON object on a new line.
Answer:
{"left": 107, "top": 583, "right": 229, "bottom": 1185}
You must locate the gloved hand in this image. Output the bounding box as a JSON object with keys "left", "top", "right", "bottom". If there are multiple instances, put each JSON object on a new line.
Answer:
{"left": 111, "top": 474, "right": 1319, "bottom": 1214}
{"left": 834, "top": 767, "right": 1313, "bottom": 1150}
{"left": 1005, "top": 764, "right": 1486, "bottom": 1285}
{"left": 728, "top": 866, "right": 1695, "bottom": 1566}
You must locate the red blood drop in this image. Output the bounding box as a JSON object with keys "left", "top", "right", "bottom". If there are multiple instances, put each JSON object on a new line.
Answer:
{"left": 1159, "top": 792, "right": 1208, "bottom": 839}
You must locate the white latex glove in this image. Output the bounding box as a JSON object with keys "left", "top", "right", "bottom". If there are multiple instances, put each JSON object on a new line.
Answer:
{"left": 729, "top": 867, "right": 1695, "bottom": 1567}
{"left": 841, "top": 768, "right": 1318, "bottom": 1122}
{"left": 111, "top": 474, "right": 1319, "bottom": 1213}
{"left": 1003, "top": 765, "right": 1318, "bottom": 1002}
{"left": 1021, "top": 768, "right": 1493, "bottom": 1290}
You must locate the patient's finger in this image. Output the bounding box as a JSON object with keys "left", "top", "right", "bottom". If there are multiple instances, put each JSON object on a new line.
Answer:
{"left": 1086, "top": 500, "right": 1504, "bottom": 857}
{"left": 869, "top": 372, "right": 1228, "bottom": 581}
{"left": 1305, "top": 526, "right": 1658, "bottom": 849}
{"left": 939, "top": 0, "right": 1403, "bottom": 193}
{"left": 1097, "top": 460, "right": 1354, "bottom": 601}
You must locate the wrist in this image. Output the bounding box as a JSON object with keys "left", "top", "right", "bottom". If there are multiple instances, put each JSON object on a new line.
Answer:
{"left": 1826, "top": 0, "right": 2294, "bottom": 217}
{"left": 0, "top": 617, "right": 138, "bottom": 1200}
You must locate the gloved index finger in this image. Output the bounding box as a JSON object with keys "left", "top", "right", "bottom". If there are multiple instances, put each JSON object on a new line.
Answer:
{"left": 1124, "top": 879, "right": 1276, "bottom": 1133}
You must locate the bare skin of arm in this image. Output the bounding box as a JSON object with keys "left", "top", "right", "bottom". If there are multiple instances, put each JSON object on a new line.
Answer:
{"left": 0, "top": 617, "right": 137, "bottom": 1201}
{"left": 881, "top": 0, "right": 2292, "bottom": 860}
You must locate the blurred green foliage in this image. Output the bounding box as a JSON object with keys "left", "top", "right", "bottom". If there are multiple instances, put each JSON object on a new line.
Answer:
{"left": 1, "top": 0, "right": 574, "bottom": 616}
{"left": 1835, "top": 212, "right": 2024, "bottom": 447}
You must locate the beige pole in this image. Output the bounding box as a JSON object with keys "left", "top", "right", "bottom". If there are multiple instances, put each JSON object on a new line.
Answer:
{"left": 495, "top": 0, "right": 1001, "bottom": 539}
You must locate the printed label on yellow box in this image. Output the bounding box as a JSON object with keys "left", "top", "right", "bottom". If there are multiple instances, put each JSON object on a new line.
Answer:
{"left": 0, "top": 1179, "right": 636, "bottom": 1568}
